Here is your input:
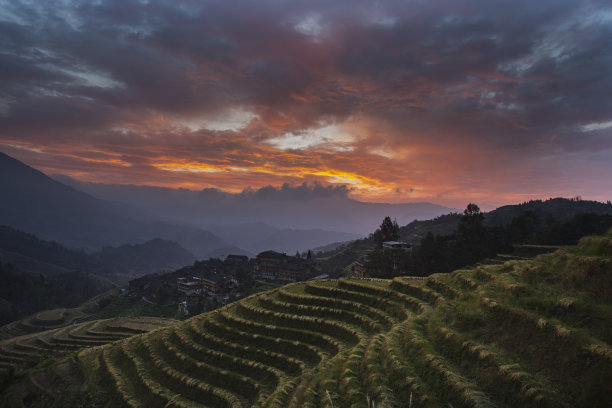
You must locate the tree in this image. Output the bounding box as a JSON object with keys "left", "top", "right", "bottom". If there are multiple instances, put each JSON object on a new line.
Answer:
{"left": 413, "top": 232, "right": 449, "bottom": 275}
{"left": 375, "top": 216, "right": 400, "bottom": 245}
{"left": 463, "top": 203, "right": 483, "bottom": 220}
{"left": 510, "top": 211, "right": 540, "bottom": 243}
{"left": 365, "top": 248, "right": 394, "bottom": 278}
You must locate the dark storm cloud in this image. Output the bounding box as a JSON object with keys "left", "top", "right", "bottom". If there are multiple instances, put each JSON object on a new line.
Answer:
{"left": 1, "top": 0, "right": 611, "bottom": 206}
{"left": 1, "top": 0, "right": 607, "bottom": 129}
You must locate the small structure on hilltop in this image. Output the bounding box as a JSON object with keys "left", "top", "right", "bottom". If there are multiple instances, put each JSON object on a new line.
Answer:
{"left": 382, "top": 241, "right": 412, "bottom": 251}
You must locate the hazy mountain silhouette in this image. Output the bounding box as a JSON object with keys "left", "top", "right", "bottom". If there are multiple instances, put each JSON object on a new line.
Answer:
{"left": 0, "top": 152, "right": 228, "bottom": 257}
{"left": 1, "top": 151, "right": 452, "bottom": 258}
{"left": 484, "top": 198, "right": 612, "bottom": 226}
{"left": 0, "top": 225, "right": 101, "bottom": 274}
{"left": 205, "top": 246, "right": 254, "bottom": 260}
{"left": 94, "top": 238, "right": 196, "bottom": 280}
{"left": 53, "top": 176, "right": 454, "bottom": 235}
{"left": 0, "top": 225, "right": 197, "bottom": 283}
{"left": 206, "top": 223, "right": 361, "bottom": 254}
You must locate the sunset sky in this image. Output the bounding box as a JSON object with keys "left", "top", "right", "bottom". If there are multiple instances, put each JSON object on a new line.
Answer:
{"left": 1, "top": 0, "right": 611, "bottom": 209}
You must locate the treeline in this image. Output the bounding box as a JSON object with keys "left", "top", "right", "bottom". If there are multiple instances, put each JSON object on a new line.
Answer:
{"left": 0, "top": 262, "right": 113, "bottom": 325}
{"left": 367, "top": 205, "right": 612, "bottom": 278}
{"left": 508, "top": 211, "right": 612, "bottom": 245}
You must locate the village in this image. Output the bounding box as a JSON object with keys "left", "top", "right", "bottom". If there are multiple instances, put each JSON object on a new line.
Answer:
{"left": 126, "top": 250, "right": 323, "bottom": 316}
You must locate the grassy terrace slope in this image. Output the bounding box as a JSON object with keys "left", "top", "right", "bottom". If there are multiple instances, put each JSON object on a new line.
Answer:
{"left": 5, "top": 233, "right": 612, "bottom": 407}
{"left": 0, "top": 290, "right": 122, "bottom": 340}
{"left": 0, "top": 317, "right": 174, "bottom": 379}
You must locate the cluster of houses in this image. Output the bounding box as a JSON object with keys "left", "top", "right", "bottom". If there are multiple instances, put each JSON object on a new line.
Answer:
{"left": 126, "top": 241, "right": 410, "bottom": 316}
{"left": 253, "top": 250, "right": 316, "bottom": 282}
{"left": 127, "top": 251, "right": 319, "bottom": 316}
{"left": 128, "top": 255, "right": 248, "bottom": 315}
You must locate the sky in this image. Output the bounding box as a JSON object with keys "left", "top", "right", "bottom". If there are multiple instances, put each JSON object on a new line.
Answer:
{"left": 1, "top": 0, "right": 611, "bottom": 209}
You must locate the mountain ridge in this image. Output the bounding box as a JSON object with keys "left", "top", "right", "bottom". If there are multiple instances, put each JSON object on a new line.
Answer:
{"left": 52, "top": 174, "right": 454, "bottom": 235}
{"left": 0, "top": 152, "right": 229, "bottom": 257}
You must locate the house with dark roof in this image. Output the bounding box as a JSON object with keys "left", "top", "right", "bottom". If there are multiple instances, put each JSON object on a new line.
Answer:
{"left": 254, "top": 250, "right": 311, "bottom": 282}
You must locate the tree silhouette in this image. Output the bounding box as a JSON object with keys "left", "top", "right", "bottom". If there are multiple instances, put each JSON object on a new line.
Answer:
{"left": 463, "top": 203, "right": 483, "bottom": 219}
{"left": 374, "top": 216, "right": 399, "bottom": 245}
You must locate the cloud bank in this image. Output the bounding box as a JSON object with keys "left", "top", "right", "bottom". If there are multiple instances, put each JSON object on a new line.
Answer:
{"left": 1, "top": 0, "right": 611, "bottom": 208}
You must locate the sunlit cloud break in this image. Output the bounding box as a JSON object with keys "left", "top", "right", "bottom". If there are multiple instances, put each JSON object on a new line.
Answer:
{"left": 0, "top": 0, "right": 611, "bottom": 207}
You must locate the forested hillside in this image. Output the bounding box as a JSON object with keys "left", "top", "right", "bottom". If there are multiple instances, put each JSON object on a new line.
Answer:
{"left": 0, "top": 262, "right": 113, "bottom": 326}
{"left": 316, "top": 199, "right": 612, "bottom": 278}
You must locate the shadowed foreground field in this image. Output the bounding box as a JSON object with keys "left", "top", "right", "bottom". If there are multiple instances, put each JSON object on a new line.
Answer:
{"left": 2, "top": 231, "right": 611, "bottom": 407}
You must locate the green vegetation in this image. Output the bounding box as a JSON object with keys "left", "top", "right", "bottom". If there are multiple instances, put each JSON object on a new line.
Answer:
{"left": 0, "top": 263, "right": 114, "bottom": 326}
{"left": 372, "top": 216, "right": 400, "bottom": 246}
{"left": 0, "top": 225, "right": 99, "bottom": 272}
{"left": 317, "top": 198, "right": 612, "bottom": 278}
{"left": 0, "top": 316, "right": 175, "bottom": 389}
{"left": 0, "top": 289, "right": 185, "bottom": 343}
{"left": 2, "top": 230, "right": 609, "bottom": 407}
{"left": 366, "top": 203, "right": 612, "bottom": 278}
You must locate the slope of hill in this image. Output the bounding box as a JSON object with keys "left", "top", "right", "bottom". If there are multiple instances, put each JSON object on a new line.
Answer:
{"left": 4, "top": 231, "right": 610, "bottom": 407}
{"left": 208, "top": 223, "right": 361, "bottom": 255}
{"left": 0, "top": 289, "right": 185, "bottom": 342}
{"left": 0, "top": 225, "right": 100, "bottom": 273}
{"left": 0, "top": 248, "right": 72, "bottom": 276}
{"left": 0, "top": 152, "right": 143, "bottom": 251}
{"left": 94, "top": 239, "right": 196, "bottom": 280}
{"left": 0, "top": 262, "right": 115, "bottom": 327}
{"left": 0, "top": 316, "right": 176, "bottom": 384}
{"left": 485, "top": 197, "right": 612, "bottom": 226}
{"left": 317, "top": 199, "right": 612, "bottom": 277}
{"left": 0, "top": 153, "right": 228, "bottom": 256}
{"left": 0, "top": 225, "right": 199, "bottom": 284}
{"left": 398, "top": 212, "right": 463, "bottom": 244}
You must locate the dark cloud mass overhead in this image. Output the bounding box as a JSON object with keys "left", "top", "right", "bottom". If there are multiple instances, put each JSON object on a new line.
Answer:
{"left": 1, "top": 0, "right": 611, "bottom": 208}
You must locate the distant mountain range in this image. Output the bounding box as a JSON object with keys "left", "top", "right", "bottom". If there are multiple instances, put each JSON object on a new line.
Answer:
{"left": 4, "top": 152, "right": 611, "bottom": 273}
{"left": 2, "top": 152, "right": 452, "bottom": 262}
{"left": 0, "top": 225, "right": 196, "bottom": 283}
{"left": 53, "top": 174, "right": 454, "bottom": 235}
{"left": 0, "top": 152, "right": 229, "bottom": 257}
{"left": 206, "top": 223, "right": 361, "bottom": 254}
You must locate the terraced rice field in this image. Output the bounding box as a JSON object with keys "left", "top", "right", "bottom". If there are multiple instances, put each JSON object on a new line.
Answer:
{"left": 0, "top": 317, "right": 174, "bottom": 377}
{"left": 73, "top": 238, "right": 609, "bottom": 407}
{"left": 0, "top": 308, "right": 88, "bottom": 340}
{"left": 3, "top": 233, "right": 611, "bottom": 407}
{"left": 0, "top": 290, "right": 121, "bottom": 340}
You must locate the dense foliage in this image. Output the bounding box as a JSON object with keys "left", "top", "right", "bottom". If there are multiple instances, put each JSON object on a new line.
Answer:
{"left": 0, "top": 263, "right": 113, "bottom": 325}
{"left": 367, "top": 204, "right": 612, "bottom": 278}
